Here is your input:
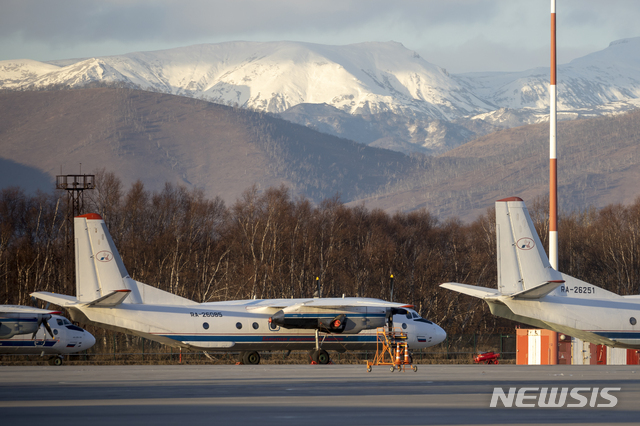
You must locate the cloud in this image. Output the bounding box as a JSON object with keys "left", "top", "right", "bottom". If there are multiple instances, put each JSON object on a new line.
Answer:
{"left": 0, "top": 1, "right": 498, "bottom": 45}
{"left": 1, "top": 0, "right": 638, "bottom": 72}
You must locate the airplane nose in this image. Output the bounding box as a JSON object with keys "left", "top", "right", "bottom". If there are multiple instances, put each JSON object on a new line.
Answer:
{"left": 433, "top": 325, "right": 447, "bottom": 345}
{"left": 84, "top": 331, "right": 96, "bottom": 350}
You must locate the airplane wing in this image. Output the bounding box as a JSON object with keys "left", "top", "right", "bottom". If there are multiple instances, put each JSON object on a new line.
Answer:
{"left": 0, "top": 305, "right": 62, "bottom": 315}
{"left": 246, "top": 297, "right": 410, "bottom": 311}
{"left": 302, "top": 298, "right": 412, "bottom": 308}
{"left": 249, "top": 297, "right": 413, "bottom": 334}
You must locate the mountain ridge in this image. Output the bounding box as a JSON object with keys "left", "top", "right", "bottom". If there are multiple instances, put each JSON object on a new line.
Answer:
{"left": 3, "top": 38, "right": 639, "bottom": 154}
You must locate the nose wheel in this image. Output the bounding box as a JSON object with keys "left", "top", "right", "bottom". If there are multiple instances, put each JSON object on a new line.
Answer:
{"left": 48, "top": 356, "right": 63, "bottom": 366}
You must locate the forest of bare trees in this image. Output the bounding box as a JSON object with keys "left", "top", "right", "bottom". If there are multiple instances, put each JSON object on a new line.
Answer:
{"left": 2, "top": 170, "right": 640, "bottom": 337}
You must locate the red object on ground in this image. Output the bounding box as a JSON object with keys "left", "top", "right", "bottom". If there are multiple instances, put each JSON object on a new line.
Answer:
{"left": 474, "top": 351, "right": 500, "bottom": 364}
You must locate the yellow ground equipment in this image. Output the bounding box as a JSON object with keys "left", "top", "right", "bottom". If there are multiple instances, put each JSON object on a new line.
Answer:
{"left": 365, "top": 327, "right": 418, "bottom": 372}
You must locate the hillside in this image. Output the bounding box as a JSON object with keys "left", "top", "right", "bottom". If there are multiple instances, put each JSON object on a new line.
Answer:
{"left": 351, "top": 109, "right": 640, "bottom": 221}
{"left": 2, "top": 87, "right": 640, "bottom": 221}
{"left": 0, "top": 88, "right": 412, "bottom": 204}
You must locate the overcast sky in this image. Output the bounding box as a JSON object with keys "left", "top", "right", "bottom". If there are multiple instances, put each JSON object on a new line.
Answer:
{"left": 1, "top": 0, "right": 638, "bottom": 73}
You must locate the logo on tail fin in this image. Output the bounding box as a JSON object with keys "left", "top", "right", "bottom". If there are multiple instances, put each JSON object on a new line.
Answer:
{"left": 96, "top": 251, "right": 113, "bottom": 262}
{"left": 517, "top": 238, "right": 535, "bottom": 250}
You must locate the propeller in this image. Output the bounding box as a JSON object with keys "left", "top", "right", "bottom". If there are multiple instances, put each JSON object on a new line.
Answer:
{"left": 31, "top": 314, "right": 55, "bottom": 340}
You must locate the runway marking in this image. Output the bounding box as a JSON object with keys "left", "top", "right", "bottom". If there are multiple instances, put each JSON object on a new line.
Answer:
{"left": 0, "top": 394, "right": 488, "bottom": 408}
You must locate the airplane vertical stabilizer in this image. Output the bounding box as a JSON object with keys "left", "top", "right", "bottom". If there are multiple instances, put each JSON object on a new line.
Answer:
{"left": 75, "top": 215, "right": 102, "bottom": 303}
{"left": 74, "top": 214, "right": 192, "bottom": 306}
{"left": 496, "top": 197, "right": 562, "bottom": 294}
{"left": 75, "top": 214, "right": 142, "bottom": 304}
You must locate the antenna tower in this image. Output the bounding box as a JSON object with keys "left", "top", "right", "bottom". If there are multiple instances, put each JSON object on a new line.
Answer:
{"left": 56, "top": 174, "right": 95, "bottom": 290}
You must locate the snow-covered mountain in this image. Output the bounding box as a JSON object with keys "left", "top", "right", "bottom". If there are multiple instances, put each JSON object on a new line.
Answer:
{"left": 458, "top": 37, "right": 640, "bottom": 122}
{"left": 1, "top": 38, "right": 639, "bottom": 154}
{"left": 0, "top": 41, "right": 494, "bottom": 119}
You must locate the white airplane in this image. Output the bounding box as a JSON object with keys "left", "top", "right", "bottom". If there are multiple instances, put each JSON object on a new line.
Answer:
{"left": 32, "top": 213, "right": 446, "bottom": 364}
{"left": 0, "top": 305, "right": 96, "bottom": 365}
{"left": 441, "top": 197, "right": 640, "bottom": 349}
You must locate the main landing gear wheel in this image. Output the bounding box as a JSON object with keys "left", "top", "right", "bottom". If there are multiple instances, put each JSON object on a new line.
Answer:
{"left": 49, "top": 356, "right": 63, "bottom": 366}
{"left": 310, "top": 349, "right": 331, "bottom": 364}
{"left": 242, "top": 351, "right": 261, "bottom": 365}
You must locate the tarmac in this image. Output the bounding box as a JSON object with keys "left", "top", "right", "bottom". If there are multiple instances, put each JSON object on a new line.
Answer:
{"left": 1, "top": 363, "right": 640, "bottom": 425}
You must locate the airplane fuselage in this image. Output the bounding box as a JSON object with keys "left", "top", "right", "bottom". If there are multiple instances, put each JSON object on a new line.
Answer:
{"left": 67, "top": 299, "right": 444, "bottom": 352}
{"left": 0, "top": 314, "right": 95, "bottom": 355}
{"left": 491, "top": 291, "right": 640, "bottom": 349}
{"left": 442, "top": 197, "right": 640, "bottom": 350}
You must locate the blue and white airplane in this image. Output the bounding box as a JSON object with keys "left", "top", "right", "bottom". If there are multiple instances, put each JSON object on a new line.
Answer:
{"left": 0, "top": 305, "right": 96, "bottom": 365}
{"left": 442, "top": 197, "right": 640, "bottom": 349}
{"left": 32, "top": 213, "right": 446, "bottom": 364}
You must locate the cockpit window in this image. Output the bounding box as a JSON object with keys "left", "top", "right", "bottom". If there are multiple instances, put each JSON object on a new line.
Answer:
{"left": 63, "top": 319, "right": 71, "bottom": 325}
{"left": 66, "top": 325, "right": 84, "bottom": 332}
{"left": 414, "top": 318, "right": 433, "bottom": 324}
{"left": 412, "top": 312, "right": 420, "bottom": 319}
{"left": 405, "top": 313, "right": 412, "bottom": 320}
{"left": 56, "top": 319, "right": 64, "bottom": 326}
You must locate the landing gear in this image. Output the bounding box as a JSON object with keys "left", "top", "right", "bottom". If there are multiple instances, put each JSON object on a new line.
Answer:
{"left": 309, "top": 349, "right": 330, "bottom": 364}
{"left": 309, "top": 329, "right": 331, "bottom": 364}
{"left": 242, "top": 351, "right": 261, "bottom": 365}
{"left": 49, "top": 356, "right": 63, "bottom": 366}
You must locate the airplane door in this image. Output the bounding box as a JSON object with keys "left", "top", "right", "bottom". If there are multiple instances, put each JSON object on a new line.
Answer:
{"left": 528, "top": 330, "right": 541, "bottom": 365}
{"left": 33, "top": 327, "right": 45, "bottom": 347}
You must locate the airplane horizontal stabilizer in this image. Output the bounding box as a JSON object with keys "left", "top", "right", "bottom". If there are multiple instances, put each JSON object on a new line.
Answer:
{"left": 87, "top": 290, "right": 132, "bottom": 308}
{"left": 508, "top": 280, "right": 565, "bottom": 300}
{"left": 30, "top": 291, "right": 79, "bottom": 307}
{"left": 439, "top": 283, "right": 501, "bottom": 299}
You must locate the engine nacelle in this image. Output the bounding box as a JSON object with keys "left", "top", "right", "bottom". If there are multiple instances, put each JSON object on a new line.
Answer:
{"left": 269, "top": 311, "right": 348, "bottom": 333}
{"left": 0, "top": 315, "right": 43, "bottom": 338}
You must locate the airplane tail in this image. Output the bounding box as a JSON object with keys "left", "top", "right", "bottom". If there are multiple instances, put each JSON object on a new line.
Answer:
{"left": 73, "top": 214, "right": 192, "bottom": 306}
{"left": 74, "top": 213, "right": 130, "bottom": 302}
{"left": 494, "top": 197, "right": 563, "bottom": 295}
{"left": 442, "top": 197, "right": 563, "bottom": 299}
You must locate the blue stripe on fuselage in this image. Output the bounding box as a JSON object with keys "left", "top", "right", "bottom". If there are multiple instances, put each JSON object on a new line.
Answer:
{"left": 593, "top": 331, "right": 640, "bottom": 339}
{"left": 0, "top": 340, "right": 57, "bottom": 347}
{"left": 159, "top": 334, "right": 377, "bottom": 343}
{"left": 283, "top": 313, "right": 385, "bottom": 318}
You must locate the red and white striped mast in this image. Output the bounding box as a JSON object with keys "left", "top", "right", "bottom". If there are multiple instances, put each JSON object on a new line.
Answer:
{"left": 549, "top": 0, "right": 558, "bottom": 269}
